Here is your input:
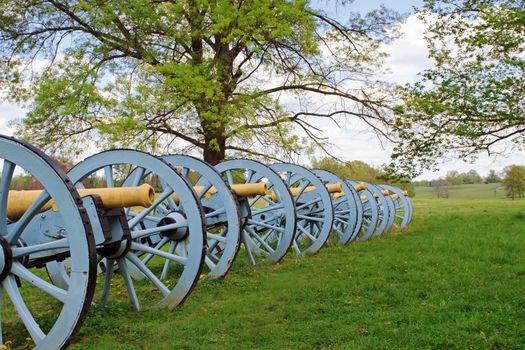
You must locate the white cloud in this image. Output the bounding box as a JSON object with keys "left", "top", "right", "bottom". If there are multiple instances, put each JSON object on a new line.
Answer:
{"left": 0, "top": 100, "right": 26, "bottom": 136}
{"left": 382, "top": 14, "right": 432, "bottom": 85}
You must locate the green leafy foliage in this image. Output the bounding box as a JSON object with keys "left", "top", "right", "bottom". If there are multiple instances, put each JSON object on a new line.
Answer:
{"left": 0, "top": 0, "right": 402, "bottom": 163}
{"left": 311, "top": 156, "right": 415, "bottom": 194}
{"left": 391, "top": 0, "right": 524, "bottom": 176}
{"left": 502, "top": 164, "right": 525, "bottom": 199}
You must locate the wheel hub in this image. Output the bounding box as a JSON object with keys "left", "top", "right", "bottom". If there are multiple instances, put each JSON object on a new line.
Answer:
{"left": 0, "top": 236, "right": 13, "bottom": 282}
{"left": 157, "top": 211, "right": 188, "bottom": 241}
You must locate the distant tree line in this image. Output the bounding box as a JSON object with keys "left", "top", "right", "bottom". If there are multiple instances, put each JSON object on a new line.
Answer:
{"left": 413, "top": 166, "right": 525, "bottom": 200}
{"left": 311, "top": 158, "right": 415, "bottom": 196}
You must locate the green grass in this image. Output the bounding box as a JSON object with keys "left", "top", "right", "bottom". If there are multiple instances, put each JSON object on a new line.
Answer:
{"left": 62, "top": 197, "right": 525, "bottom": 350}
{"left": 415, "top": 183, "right": 510, "bottom": 199}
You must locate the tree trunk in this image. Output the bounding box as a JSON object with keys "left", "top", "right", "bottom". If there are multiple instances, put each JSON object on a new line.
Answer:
{"left": 202, "top": 128, "right": 226, "bottom": 165}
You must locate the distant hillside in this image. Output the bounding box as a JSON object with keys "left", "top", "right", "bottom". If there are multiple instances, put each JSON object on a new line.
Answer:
{"left": 415, "top": 183, "right": 510, "bottom": 199}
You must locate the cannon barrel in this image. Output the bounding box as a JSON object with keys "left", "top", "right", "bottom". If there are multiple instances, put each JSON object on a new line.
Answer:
{"left": 353, "top": 182, "right": 366, "bottom": 192}
{"left": 7, "top": 184, "right": 155, "bottom": 220}
{"left": 171, "top": 182, "right": 268, "bottom": 203}
{"left": 332, "top": 182, "right": 367, "bottom": 201}
{"left": 268, "top": 182, "right": 342, "bottom": 202}
{"left": 289, "top": 182, "right": 342, "bottom": 197}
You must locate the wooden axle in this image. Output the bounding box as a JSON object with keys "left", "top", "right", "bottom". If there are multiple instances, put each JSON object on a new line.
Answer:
{"left": 7, "top": 184, "right": 155, "bottom": 220}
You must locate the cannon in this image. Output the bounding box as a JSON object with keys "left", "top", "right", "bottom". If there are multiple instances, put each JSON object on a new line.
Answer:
{"left": 42, "top": 150, "right": 207, "bottom": 312}
{"left": 0, "top": 135, "right": 96, "bottom": 348}
{"left": 346, "top": 181, "right": 379, "bottom": 240}
{"left": 362, "top": 183, "right": 393, "bottom": 236}
{"left": 269, "top": 164, "right": 334, "bottom": 256}
{"left": 379, "top": 185, "right": 412, "bottom": 229}
{"left": 145, "top": 155, "right": 243, "bottom": 280}
{"left": 312, "top": 170, "right": 362, "bottom": 245}
{"left": 215, "top": 160, "right": 297, "bottom": 265}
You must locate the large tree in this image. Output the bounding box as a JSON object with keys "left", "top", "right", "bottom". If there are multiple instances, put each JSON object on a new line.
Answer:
{"left": 0, "top": 0, "right": 401, "bottom": 164}
{"left": 502, "top": 164, "right": 525, "bottom": 200}
{"left": 391, "top": 0, "right": 524, "bottom": 176}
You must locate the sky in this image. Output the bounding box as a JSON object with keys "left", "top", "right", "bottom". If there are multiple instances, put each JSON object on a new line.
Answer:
{"left": 0, "top": 0, "right": 523, "bottom": 180}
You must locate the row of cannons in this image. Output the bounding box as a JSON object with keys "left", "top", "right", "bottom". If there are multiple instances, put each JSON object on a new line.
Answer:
{"left": 0, "top": 135, "right": 412, "bottom": 349}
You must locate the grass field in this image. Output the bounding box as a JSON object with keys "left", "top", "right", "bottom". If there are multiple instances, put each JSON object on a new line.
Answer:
{"left": 415, "top": 183, "right": 507, "bottom": 199}
{"left": 63, "top": 197, "right": 525, "bottom": 349}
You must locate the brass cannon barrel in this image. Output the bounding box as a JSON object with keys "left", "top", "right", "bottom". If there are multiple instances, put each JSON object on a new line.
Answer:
{"left": 269, "top": 183, "right": 342, "bottom": 202}
{"left": 353, "top": 182, "right": 366, "bottom": 192}
{"left": 289, "top": 182, "right": 342, "bottom": 197}
{"left": 332, "top": 182, "right": 367, "bottom": 200}
{"left": 7, "top": 184, "right": 155, "bottom": 220}
{"left": 171, "top": 182, "right": 268, "bottom": 203}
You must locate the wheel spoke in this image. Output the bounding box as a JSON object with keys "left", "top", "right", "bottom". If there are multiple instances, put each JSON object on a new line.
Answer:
{"left": 118, "top": 258, "right": 140, "bottom": 311}
{"left": 334, "top": 217, "right": 349, "bottom": 225}
{"left": 296, "top": 197, "right": 322, "bottom": 211}
{"left": 205, "top": 255, "right": 217, "bottom": 270}
{"left": 131, "top": 221, "right": 188, "bottom": 240}
{"left": 0, "top": 160, "right": 15, "bottom": 235}
{"left": 3, "top": 275, "right": 45, "bottom": 343}
{"left": 141, "top": 237, "right": 170, "bottom": 266}
{"left": 11, "top": 262, "right": 68, "bottom": 303}
{"left": 104, "top": 165, "right": 114, "bottom": 187}
{"left": 207, "top": 232, "right": 227, "bottom": 243}
{"left": 126, "top": 254, "right": 170, "bottom": 297}
{"left": 12, "top": 238, "right": 69, "bottom": 258}
{"left": 251, "top": 203, "right": 283, "bottom": 216}
{"left": 181, "top": 167, "right": 189, "bottom": 179}
{"left": 99, "top": 258, "right": 114, "bottom": 307}
{"left": 225, "top": 170, "right": 234, "bottom": 185}
{"left": 160, "top": 242, "right": 177, "bottom": 280}
{"left": 242, "top": 232, "right": 256, "bottom": 265}
{"left": 245, "top": 169, "right": 254, "bottom": 184}
{"left": 7, "top": 190, "right": 50, "bottom": 244}
{"left": 131, "top": 241, "right": 188, "bottom": 265}
{"left": 292, "top": 180, "right": 311, "bottom": 200}
{"left": 244, "top": 226, "right": 275, "bottom": 254}
{"left": 247, "top": 219, "right": 284, "bottom": 233}
{"left": 297, "top": 214, "right": 324, "bottom": 223}
{"left": 297, "top": 223, "right": 317, "bottom": 242}
{"left": 128, "top": 187, "right": 174, "bottom": 228}
{"left": 292, "top": 239, "right": 301, "bottom": 255}
{"left": 205, "top": 207, "right": 226, "bottom": 219}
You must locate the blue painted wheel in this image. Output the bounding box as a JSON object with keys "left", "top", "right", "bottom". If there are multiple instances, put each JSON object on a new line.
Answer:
{"left": 347, "top": 181, "right": 378, "bottom": 241}
{"left": 67, "top": 150, "right": 206, "bottom": 310}
{"left": 312, "top": 170, "right": 360, "bottom": 245}
{"left": 380, "top": 185, "right": 411, "bottom": 229}
{"left": 270, "top": 164, "right": 334, "bottom": 256}
{"left": 161, "top": 155, "right": 241, "bottom": 279}
{"left": 375, "top": 185, "right": 396, "bottom": 233}
{"left": 215, "top": 160, "right": 296, "bottom": 265}
{"left": 405, "top": 192, "right": 414, "bottom": 225}
{"left": 365, "top": 183, "right": 391, "bottom": 236}
{"left": 0, "top": 136, "right": 96, "bottom": 348}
